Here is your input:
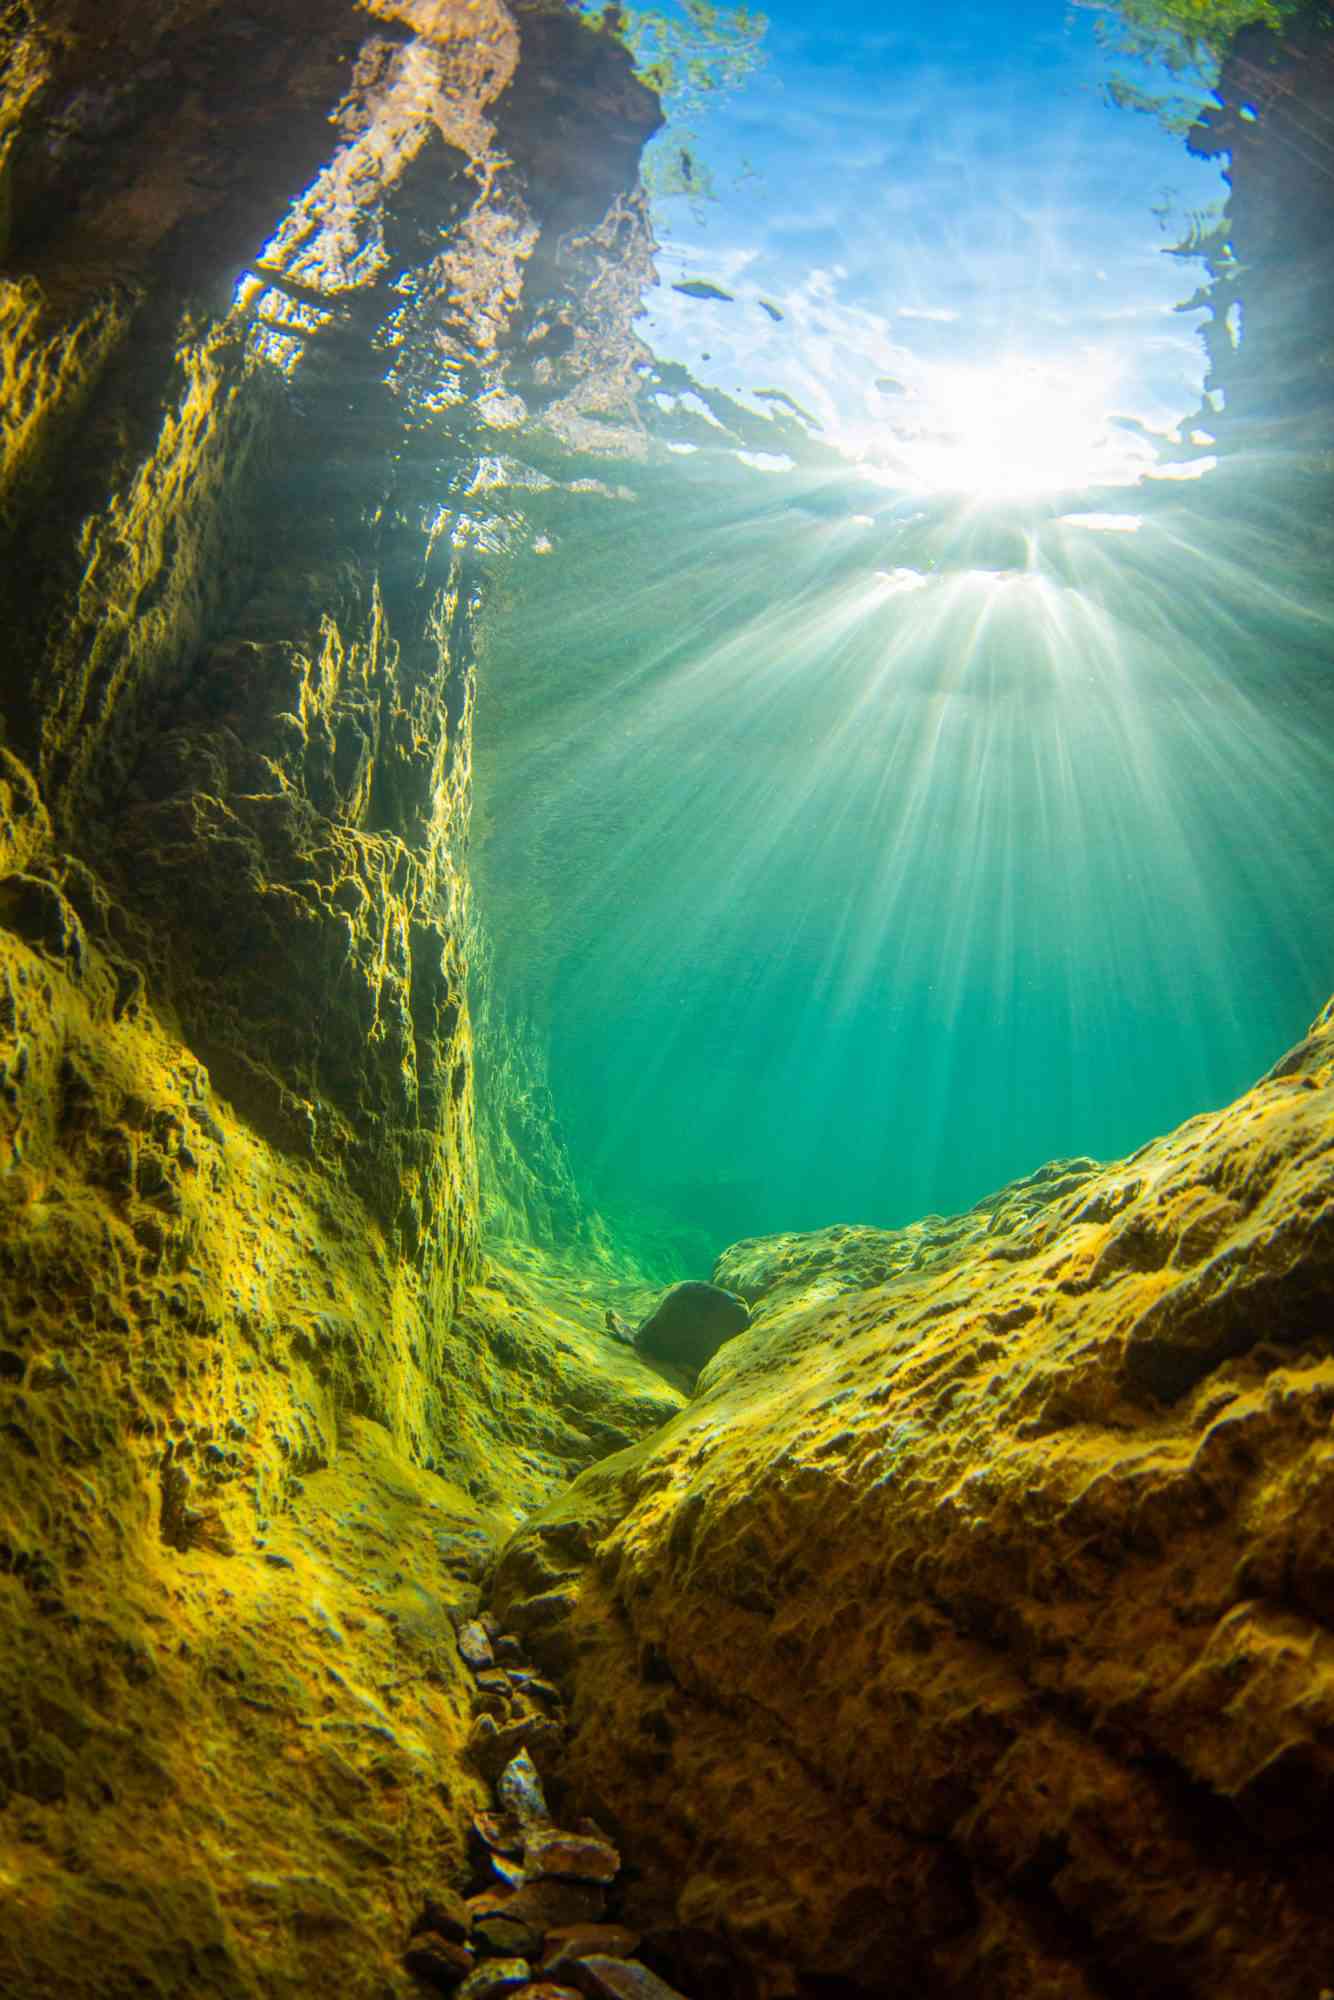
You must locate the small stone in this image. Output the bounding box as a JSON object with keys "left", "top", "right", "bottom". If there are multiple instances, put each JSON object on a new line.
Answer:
{"left": 563, "top": 1959, "right": 690, "bottom": 2000}
{"left": 456, "top": 1961, "right": 533, "bottom": 2000}
{"left": 476, "top": 1669, "right": 514, "bottom": 1695}
{"left": 474, "top": 1690, "right": 512, "bottom": 1720}
{"left": 467, "top": 1892, "right": 513, "bottom": 1922}
{"left": 491, "top": 1853, "right": 527, "bottom": 1889}
{"left": 469, "top": 1713, "right": 501, "bottom": 1761}
{"left": 403, "top": 1931, "right": 474, "bottom": 1990}
{"left": 523, "top": 1830, "right": 620, "bottom": 1884}
{"left": 509, "top": 1698, "right": 561, "bottom": 1735}
{"left": 474, "top": 1912, "right": 545, "bottom": 1958}
{"left": 541, "top": 1926, "right": 641, "bottom": 1971}
{"left": 476, "top": 1716, "right": 563, "bottom": 1781}
{"left": 473, "top": 1810, "right": 526, "bottom": 1855}
{"left": 497, "top": 1749, "right": 551, "bottom": 1827}
{"left": 504, "top": 1880, "right": 606, "bottom": 1931}
{"left": 604, "top": 1309, "right": 635, "bottom": 1345}
{"left": 459, "top": 1619, "right": 497, "bottom": 1669}
{"left": 412, "top": 1887, "right": 471, "bottom": 1944}
{"left": 509, "top": 1671, "right": 565, "bottom": 1710}
{"left": 494, "top": 1634, "right": 526, "bottom": 1662}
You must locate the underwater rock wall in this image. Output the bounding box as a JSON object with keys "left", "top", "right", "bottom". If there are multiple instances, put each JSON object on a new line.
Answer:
{"left": 470, "top": 923, "right": 603, "bottom": 1256}
{"left": 494, "top": 1000, "right": 1334, "bottom": 1999}
{"left": 1187, "top": 14, "right": 1334, "bottom": 476}
{"left": 0, "top": 3, "right": 669, "bottom": 1994}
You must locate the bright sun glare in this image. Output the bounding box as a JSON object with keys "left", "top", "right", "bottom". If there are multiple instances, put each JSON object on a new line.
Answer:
{"left": 862, "top": 351, "right": 1160, "bottom": 499}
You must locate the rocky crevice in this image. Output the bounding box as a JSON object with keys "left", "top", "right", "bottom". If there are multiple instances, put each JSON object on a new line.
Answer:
{"left": 0, "top": 4, "right": 672, "bottom": 1996}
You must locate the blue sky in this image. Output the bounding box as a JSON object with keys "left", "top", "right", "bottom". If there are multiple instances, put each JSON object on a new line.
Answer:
{"left": 635, "top": 0, "right": 1229, "bottom": 495}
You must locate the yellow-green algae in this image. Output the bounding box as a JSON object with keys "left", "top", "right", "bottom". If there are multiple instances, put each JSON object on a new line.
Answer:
{"left": 495, "top": 1002, "right": 1334, "bottom": 1998}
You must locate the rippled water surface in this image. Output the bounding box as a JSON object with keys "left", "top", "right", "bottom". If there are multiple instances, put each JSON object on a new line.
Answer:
{"left": 472, "top": 0, "right": 1334, "bottom": 1271}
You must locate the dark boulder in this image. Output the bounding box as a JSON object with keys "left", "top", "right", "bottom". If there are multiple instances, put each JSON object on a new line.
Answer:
{"left": 633, "top": 1282, "right": 750, "bottom": 1372}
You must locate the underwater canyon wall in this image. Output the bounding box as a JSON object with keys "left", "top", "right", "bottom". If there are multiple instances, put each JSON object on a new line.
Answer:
{"left": 0, "top": 4, "right": 680, "bottom": 1994}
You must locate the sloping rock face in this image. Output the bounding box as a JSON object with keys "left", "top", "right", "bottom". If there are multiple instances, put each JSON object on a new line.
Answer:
{"left": 494, "top": 1000, "right": 1334, "bottom": 2000}
{"left": 0, "top": 4, "right": 670, "bottom": 1995}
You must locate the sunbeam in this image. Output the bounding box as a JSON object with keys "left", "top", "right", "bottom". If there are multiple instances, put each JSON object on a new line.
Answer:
{"left": 476, "top": 439, "right": 1334, "bottom": 1249}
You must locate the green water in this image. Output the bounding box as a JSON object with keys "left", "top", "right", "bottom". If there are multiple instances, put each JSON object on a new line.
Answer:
{"left": 469, "top": 5, "right": 1334, "bottom": 1276}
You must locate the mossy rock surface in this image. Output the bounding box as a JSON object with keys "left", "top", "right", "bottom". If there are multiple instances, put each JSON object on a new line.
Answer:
{"left": 494, "top": 999, "right": 1334, "bottom": 2000}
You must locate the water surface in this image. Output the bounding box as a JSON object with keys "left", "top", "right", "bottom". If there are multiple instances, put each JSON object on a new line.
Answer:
{"left": 472, "top": 0, "right": 1334, "bottom": 1271}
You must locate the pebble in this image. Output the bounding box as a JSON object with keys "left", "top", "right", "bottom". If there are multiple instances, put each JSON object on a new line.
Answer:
{"left": 411, "top": 1610, "right": 699, "bottom": 2000}
{"left": 523, "top": 1830, "right": 620, "bottom": 1884}
{"left": 474, "top": 1912, "right": 546, "bottom": 1958}
{"left": 503, "top": 1879, "right": 606, "bottom": 1930}
{"left": 477, "top": 1715, "right": 564, "bottom": 1779}
{"left": 456, "top": 1960, "right": 534, "bottom": 2000}
{"left": 541, "top": 1925, "right": 641, "bottom": 1971}
{"left": 413, "top": 1887, "right": 471, "bottom": 1943}
{"left": 498, "top": 1749, "right": 551, "bottom": 1827}
{"left": 466, "top": 1891, "right": 512, "bottom": 1923}
{"left": 459, "top": 1620, "right": 497, "bottom": 1670}
{"left": 474, "top": 1809, "right": 526, "bottom": 1854}
{"left": 509, "top": 1670, "right": 564, "bottom": 1705}
{"left": 470, "top": 1714, "right": 501, "bottom": 1756}
{"left": 562, "top": 1959, "right": 690, "bottom": 2000}
{"left": 402, "top": 1931, "right": 474, "bottom": 1990}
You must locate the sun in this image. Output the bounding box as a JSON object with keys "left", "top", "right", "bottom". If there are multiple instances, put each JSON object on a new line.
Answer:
{"left": 863, "top": 351, "right": 1161, "bottom": 500}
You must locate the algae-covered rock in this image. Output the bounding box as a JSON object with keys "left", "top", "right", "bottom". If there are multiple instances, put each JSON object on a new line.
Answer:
{"left": 0, "top": 2, "right": 667, "bottom": 1994}
{"left": 632, "top": 1281, "right": 751, "bottom": 1372}
{"left": 493, "top": 997, "right": 1334, "bottom": 2000}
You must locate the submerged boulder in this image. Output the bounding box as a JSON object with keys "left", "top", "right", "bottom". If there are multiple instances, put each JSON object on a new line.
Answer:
{"left": 632, "top": 1281, "right": 751, "bottom": 1372}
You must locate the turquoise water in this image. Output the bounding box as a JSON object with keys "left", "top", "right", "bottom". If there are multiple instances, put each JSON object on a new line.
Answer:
{"left": 472, "top": 1, "right": 1334, "bottom": 1272}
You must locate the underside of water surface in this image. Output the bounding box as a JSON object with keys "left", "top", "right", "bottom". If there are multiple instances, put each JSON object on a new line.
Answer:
{"left": 469, "top": 0, "right": 1334, "bottom": 1279}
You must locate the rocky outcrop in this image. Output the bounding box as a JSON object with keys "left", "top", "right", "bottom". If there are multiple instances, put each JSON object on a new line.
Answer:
{"left": 0, "top": 0, "right": 660, "bottom": 1272}
{"left": 493, "top": 999, "right": 1334, "bottom": 1999}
